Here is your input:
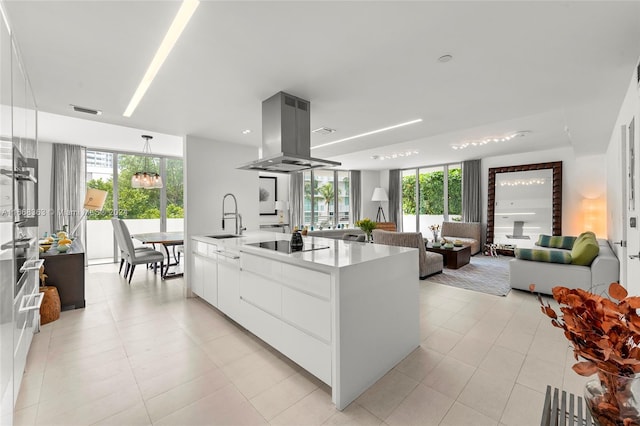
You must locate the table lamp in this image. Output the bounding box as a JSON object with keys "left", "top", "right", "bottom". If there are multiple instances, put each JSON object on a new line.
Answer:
{"left": 70, "top": 188, "right": 108, "bottom": 236}
{"left": 275, "top": 200, "right": 288, "bottom": 224}
{"left": 371, "top": 187, "right": 388, "bottom": 222}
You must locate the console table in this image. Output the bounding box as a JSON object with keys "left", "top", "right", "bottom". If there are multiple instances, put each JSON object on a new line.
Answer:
{"left": 40, "top": 240, "right": 85, "bottom": 310}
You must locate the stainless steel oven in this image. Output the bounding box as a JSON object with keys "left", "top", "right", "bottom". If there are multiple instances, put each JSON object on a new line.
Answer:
{"left": 1, "top": 146, "right": 38, "bottom": 227}
{"left": 0, "top": 142, "right": 39, "bottom": 297}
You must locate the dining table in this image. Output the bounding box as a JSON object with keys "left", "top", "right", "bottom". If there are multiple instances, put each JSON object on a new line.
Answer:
{"left": 132, "top": 231, "right": 184, "bottom": 279}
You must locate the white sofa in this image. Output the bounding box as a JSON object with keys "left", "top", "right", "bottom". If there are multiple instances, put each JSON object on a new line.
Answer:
{"left": 509, "top": 239, "right": 619, "bottom": 295}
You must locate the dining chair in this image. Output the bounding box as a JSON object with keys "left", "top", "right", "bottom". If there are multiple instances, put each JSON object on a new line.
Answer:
{"left": 110, "top": 219, "right": 154, "bottom": 275}
{"left": 114, "top": 219, "right": 165, "bottom": 283}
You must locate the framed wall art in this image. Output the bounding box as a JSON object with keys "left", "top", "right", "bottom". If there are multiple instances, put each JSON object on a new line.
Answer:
{"left": 259, "top": 176, "right": 277, "bottom": 215}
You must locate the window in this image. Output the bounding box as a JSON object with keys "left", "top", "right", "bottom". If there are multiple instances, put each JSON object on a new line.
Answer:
{"left": 302, "top": 170, "right": 351, "bottom": 228}
{"left": 85, "top": 149, "right": 183, "bottom": 264}
{"left": 402, "top": 163, "right": 461, "bottom": 236}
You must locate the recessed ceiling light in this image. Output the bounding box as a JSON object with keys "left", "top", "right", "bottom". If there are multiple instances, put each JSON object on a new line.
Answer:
{"left": 242, "top": 129, "right": 251, "bottom": 135}
{"left": 438, "top": 54, "right": 453, "bottom": 63}
{"left": 312, "top": 119, "right": 423, "bottom": 150}
{"left": 123, "top": 0, "right": 200, "bottom": 117}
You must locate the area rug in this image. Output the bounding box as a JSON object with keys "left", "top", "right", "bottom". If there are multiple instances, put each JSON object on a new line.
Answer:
{"left": 424, "top": 255, "right": 511, "bottom": 296}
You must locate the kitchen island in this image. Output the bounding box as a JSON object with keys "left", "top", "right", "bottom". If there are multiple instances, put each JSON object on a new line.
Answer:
{"left": 190, "top": 231, "right": 419, "bottom": 410}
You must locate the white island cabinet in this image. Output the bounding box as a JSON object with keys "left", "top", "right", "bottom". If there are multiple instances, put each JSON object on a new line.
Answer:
{"left": 190, "top": 232, "right": 419, "bottom": 410}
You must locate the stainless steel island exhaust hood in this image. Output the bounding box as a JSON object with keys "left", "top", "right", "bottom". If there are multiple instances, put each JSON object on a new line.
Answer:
{"left": 238, "top": 92, "right": 341, "bottom": 173}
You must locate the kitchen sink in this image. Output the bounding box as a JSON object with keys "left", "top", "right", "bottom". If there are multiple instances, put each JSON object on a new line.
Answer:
{"left": 206, "top": 234, "right": 243, "bottom": 239}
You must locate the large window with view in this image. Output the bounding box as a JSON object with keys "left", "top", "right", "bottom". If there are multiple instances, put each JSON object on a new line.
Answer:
{"left": 86, "top": 150, "right": 183, "bottom": 264}
{"left": 302, "top": 170, "right": 351, "bottom": 229}
{"left": 402, "top": 163, "right": 461, "bottom": 238}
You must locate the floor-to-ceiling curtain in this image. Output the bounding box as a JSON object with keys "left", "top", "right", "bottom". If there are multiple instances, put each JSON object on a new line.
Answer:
{"left": 462, "top": 159, "right": 481, "bottom": 222}
{"left": 51, "top": 144, "right": 86, "bottom": 240}
{"left": 350, "top": 170, "right": 361, "bottom": 222}
{"left": 289, "top": 171, "right": 303, "bottom": 229}
{"left": 388, "top": 169, "right": 401, "bottom": 231}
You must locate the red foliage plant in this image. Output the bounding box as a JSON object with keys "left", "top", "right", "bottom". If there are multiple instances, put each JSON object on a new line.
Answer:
{"left": 533, "top": 283, "right": 640, "bottom": 377}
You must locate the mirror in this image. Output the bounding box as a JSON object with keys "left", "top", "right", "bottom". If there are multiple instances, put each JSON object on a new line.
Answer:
{"left": 487, "top": 162, "right": 562, "bottom": 247}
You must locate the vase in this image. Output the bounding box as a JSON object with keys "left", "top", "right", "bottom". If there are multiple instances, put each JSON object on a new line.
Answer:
{"left": 432, "top": 231, "right": 439, "bottom": 243}
{"left": 585, "top": 370, "right": 640, "bottom": 425}
{"left": 366, "top": 232, "right": 372, "bottom": 242}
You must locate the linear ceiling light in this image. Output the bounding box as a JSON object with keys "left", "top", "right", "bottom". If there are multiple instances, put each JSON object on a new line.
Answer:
{"left": 123, "top": 0, "right": 199, "bottom": 117}
{"left": 311, "top": 119, "right": 422, "bottom": 150}
{"left": 0, "top": 2, "right": 11, "bottom": 34}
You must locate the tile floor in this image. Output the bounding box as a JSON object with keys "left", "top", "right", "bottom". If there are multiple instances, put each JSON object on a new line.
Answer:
{"left": 13, "top": 262, "right": 588, "bottom": 425}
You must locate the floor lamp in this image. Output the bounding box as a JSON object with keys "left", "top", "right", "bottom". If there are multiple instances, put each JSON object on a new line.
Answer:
{"left": 371, "top": 187, "right": 388, "bottom": 222}
{"left": 70, "top": 188, "right": 108, "bottom": 237}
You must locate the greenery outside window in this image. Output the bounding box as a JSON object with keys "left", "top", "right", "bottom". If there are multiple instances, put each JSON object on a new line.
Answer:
{"left": 85, "top": 149, "right": 183, "bottom": 263}
{"left": 401, "top": 163, "right": 461, "bottom": 236}
{"left": 303, "top": 170, "right": 351, "bottom": 229}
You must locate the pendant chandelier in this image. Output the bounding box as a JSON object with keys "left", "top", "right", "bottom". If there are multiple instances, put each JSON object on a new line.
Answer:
{"left": 131, "top": 135, "right": 163, "bottom": 189}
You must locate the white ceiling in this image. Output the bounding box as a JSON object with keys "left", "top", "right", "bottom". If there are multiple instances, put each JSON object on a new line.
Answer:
{"left": 5, "top": 1, "right": 640, "bottom": 170}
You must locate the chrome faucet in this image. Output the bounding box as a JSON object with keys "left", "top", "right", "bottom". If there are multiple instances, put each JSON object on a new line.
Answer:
{"left": 222, "top": 193, "right": 246, "bottom": 235}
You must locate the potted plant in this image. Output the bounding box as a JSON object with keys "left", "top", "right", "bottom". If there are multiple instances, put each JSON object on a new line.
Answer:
{"left": 535, "top": 283, "right": 640, "bottom": 425}
{"left": 355, "top": 218, "right": 376, "bottom": 242}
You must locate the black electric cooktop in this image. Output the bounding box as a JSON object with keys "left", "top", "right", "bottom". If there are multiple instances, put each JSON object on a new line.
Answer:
{"left": 246, "top": 240, "right": 330, "bottom": 254}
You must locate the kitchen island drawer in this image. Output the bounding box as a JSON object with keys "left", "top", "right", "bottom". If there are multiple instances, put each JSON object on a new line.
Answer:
{"left": 239, "top": 270, "right": 281, "bottom": 315}
{"left": 280, "top": 321, "right": 331, "bottom": 386}
{"left": 241, "top": 253, "right": 282, "bottom": 280}
{"left": 281, "top": 263, "right": 330, "bottom": 299}
{"left": 282, "top": 287, "right": 330, "bottom": 342}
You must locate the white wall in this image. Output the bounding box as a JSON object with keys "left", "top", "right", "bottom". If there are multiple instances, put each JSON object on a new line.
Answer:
{"left": 38, "top": 111, "right": 182, "bottom": 157}
{"left": 482, "top": 146, "right": 606, "bottom": 240}
{"left": 184, "top": 136, "right": 259, "bottom": 292}
{"left": 361, "top": 170, "right": 382, "bottom": 221}
{"left": 258, "top": 172, "right": 290, "bottom": 226}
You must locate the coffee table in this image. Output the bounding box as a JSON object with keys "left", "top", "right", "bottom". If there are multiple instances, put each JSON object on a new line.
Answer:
{"left": 425, "top": 243, "right": 471, "bottom": 269}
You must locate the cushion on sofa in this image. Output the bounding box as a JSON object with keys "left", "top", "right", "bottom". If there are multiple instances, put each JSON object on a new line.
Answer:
{"left": 535, "top": 234, "right": 576, "bottom": 250}
{"left": 575, "top": 231, "right": 597, "bottom": 244}
{"left": 515, "top": 248, "right": 573, "bottom": 264}
{"left": 571, "top": 235, "right": 600, "bottom": 266}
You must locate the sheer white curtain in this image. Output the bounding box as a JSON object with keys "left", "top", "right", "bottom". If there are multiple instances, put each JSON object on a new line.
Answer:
{"left": 51, "top": 144, "right": 86, "bottom": 240}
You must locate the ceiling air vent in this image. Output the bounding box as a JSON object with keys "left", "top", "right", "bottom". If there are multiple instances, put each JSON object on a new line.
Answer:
{"left": 71, "top": 104, "right": 102, "bottom": 115}
{"left": 312, "top": 126, "right": 336, "bottom": 135}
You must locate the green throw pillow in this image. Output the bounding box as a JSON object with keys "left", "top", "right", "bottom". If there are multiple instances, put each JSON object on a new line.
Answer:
{"left": 575, "top": 231, "right": 597, "bottom": 244}
{"left": 570, "top": 234, "right": 599, "bottom": 266}
{"left": 535, "top": 234, "right": 576, "bottom": 250}
{"left": 515, "top": 248, "right": 573, "bottom": 264}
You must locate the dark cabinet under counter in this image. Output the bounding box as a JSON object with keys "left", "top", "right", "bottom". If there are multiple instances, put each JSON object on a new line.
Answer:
{"left": 40, "top": 241, "right": 85, "bottom": 310}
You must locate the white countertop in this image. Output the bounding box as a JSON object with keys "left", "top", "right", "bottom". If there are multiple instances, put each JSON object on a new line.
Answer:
{"left": 192, "top": 231, "right": 416, "bottom": 272}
